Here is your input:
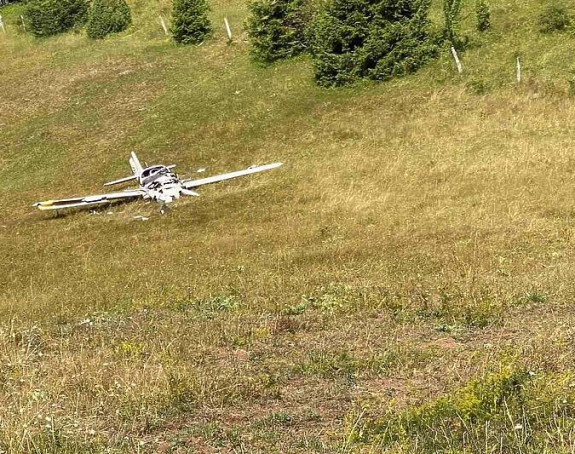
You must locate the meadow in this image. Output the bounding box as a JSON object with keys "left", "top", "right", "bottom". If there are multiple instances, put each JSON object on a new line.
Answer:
{"left": 2, "top": 0, "right": 575, "bottom": 452}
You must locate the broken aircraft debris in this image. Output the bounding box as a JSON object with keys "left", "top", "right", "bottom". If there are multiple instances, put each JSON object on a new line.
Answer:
{"left": 33, "top": 152, "right": 282, "bottom": 213}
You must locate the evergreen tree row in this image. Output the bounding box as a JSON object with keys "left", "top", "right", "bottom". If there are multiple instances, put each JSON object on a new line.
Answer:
{"left": 246, "top": 0, "right": 493, "bottom": 86}
{"left": 23, "top": 0, "right": 131, "bottom": 38}
{"left": 16, "top": 0, "right": 503, "bottom": 87}
{"left": 21, "top": 0, "right": 212, "bottom": 43}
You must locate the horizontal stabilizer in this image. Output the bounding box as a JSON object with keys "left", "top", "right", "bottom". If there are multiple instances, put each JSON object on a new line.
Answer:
{"left": 104, "top": 175, "right": 137, "bottom": 187}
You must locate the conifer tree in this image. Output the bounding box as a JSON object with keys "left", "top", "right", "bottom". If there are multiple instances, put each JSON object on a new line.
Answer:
{"left": 171, "top": 0, "right": 212, "bottom": 45}
{"left": 443, "top": 0, "right": 464, "bottom": 46}
{"left": 86, "top": 0, "right": 131, "bottom": 39}
{"left": 311, "top": 0, "right": 437, "bottom": 87}
{"left": 24, "top": 0, "right": 88, "bottom": 37}
{"left": 246, "top": 0, "right": 310, "bottom": 63}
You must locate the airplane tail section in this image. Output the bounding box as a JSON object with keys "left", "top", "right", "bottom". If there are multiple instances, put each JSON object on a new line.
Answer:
{"left": 129, "top": 152, "right": 144, "bottom": 177}
{"left": 103, "top": 152, "right": 144, "bottom": 186}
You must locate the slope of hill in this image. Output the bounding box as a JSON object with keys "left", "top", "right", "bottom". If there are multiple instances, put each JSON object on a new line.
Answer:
{"left": 2, "top": 0, "right": 575, "bottom": 452}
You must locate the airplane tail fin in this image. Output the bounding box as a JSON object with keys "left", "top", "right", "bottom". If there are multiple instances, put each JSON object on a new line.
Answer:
{"left": 103, "top": 152, "right": 144, "bottom": 187}
{"left": 129, "top": 152, "right": 144, "bottom": 177}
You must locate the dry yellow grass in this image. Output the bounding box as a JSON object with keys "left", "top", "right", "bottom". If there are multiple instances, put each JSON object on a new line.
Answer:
{"left": 3, "top": 0, "right": 575, "bottom": 452}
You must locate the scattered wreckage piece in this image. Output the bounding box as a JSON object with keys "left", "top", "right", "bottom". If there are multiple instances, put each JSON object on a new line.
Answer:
{"left": 34, "top": 152, "right": 282, "bottom": 213}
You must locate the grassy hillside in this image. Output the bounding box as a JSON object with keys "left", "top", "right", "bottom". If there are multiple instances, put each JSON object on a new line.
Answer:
{"left": 3, "top": 0, "right": 575, "bottom": 452}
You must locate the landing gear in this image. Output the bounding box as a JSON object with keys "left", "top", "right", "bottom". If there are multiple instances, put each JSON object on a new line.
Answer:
{"left": 160, "top": 203, "right": 170, "bottom": 215}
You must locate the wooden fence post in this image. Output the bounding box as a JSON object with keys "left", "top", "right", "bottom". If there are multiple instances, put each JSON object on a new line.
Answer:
{"left": 159, "top": 15, "right": 169, "bottom": 36}
{"left": 224, "top": 17, "right": 232, "bottom": 41}
{"left": 450, "top": 46, "right": 462, "bottom": 74}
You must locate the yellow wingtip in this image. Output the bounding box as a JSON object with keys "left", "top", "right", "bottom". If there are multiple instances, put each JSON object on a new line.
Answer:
{"left": 36, "top": 201, "right": 55, "bottom": 210}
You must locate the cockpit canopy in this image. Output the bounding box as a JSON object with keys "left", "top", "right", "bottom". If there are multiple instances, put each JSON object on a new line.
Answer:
{"left": 141, "top": 165, "right": 168, "bottom": 178}
{"left": 140, "top": 166, "right": 172, "bottom": 185}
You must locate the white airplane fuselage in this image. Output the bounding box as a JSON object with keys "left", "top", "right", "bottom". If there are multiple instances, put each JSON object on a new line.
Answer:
{"left": 137, "top": 165, "right": 200, "bottom": 204}
{"left": 139, "top": 165, "right": 182, "bottom": 204}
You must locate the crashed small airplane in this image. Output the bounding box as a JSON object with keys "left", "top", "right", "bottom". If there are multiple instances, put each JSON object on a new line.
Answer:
{"left": 34, "top": 152, "right": 282, "bottom": 213}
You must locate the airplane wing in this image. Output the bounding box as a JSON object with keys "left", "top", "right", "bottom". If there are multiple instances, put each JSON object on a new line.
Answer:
{"left": 182, "top": 163, "right": 282, "bottom": 189}
{"left": 33, "top": 189, "right": 145, "bottom": 211}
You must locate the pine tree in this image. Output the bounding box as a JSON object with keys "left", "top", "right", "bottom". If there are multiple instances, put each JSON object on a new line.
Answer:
{"left": 246, "top": 0, "right": 311, "bottom": 63}
{"left": 86, "top": 0, "right": 131, "bottom": 39}
{"left": 24, "top": 0, "right": 88, "bottom": 37}
{"left": 310, "top": 0, "right": 437, "bottom": 87}
{"left": 171, "top": 0, "right": 212, "bottom": 45}
{"left": 443, "top": 0, "right": 463, "bottom": 46}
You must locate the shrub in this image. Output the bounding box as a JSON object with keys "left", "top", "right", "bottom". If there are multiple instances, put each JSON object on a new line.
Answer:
{"left": 86, "top": 0, "right": 131, "bottom": 39}
{"left": 171, "top": 0, "right": 211, "bottom": 45}
{"left": 246, "top": 0, "right": 312, "bottom": 63}
{"left": 467, "top": 78, "right": 488, "bottom": 95}
{"left": 363, "top": 368, "right": 575, "bottom": 452}
{"left": 24, "top": 0, "right": 88, "bottom": 37}
{"left": 310, "top": 0, "right": 438, "bottom": 87}
{"left": 476, "top": 0, "right": 490, "bottom": 32}
{"left": 371, "top": 369, "right": 531, "bottom": 449}
{"left": 443, "top": 0, "right": 465, "bottom": 47}
{"left": 538, "top": 5, "right": 571, "bottom": 33}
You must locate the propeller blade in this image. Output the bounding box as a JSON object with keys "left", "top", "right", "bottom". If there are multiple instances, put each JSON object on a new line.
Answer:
{"left": 181, "top": 189, "right": 200, "bottom": 197}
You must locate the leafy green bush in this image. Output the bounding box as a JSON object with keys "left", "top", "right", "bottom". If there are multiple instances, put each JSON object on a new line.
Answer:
{"left": 443, "top": 0, "right": 466, "bottom": 48}
{"left": 246, "top": 0, "right": 312, "bottom": 63}
{"left": 467, "top": 78, "right": 488, "bottom": 94}
{"left": 86, "top": 0, "right": 131, "bottom": 39}
{"left": 24, "top": 0, "right": 88, "bottom": 37}
{"left": 538, "top": 5, "right": 571, "bottom": 33}
{"left": 476, "top": 0, "right": 490, "bottom": 32}
{"left": 171, "top": 0, "right": 212, "bottom": 45}
{"left": 362, "top": 368, "right": 575, "bottom": 452}
{"left": 310, "top": 0, "right": 438, "bottom": 87}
